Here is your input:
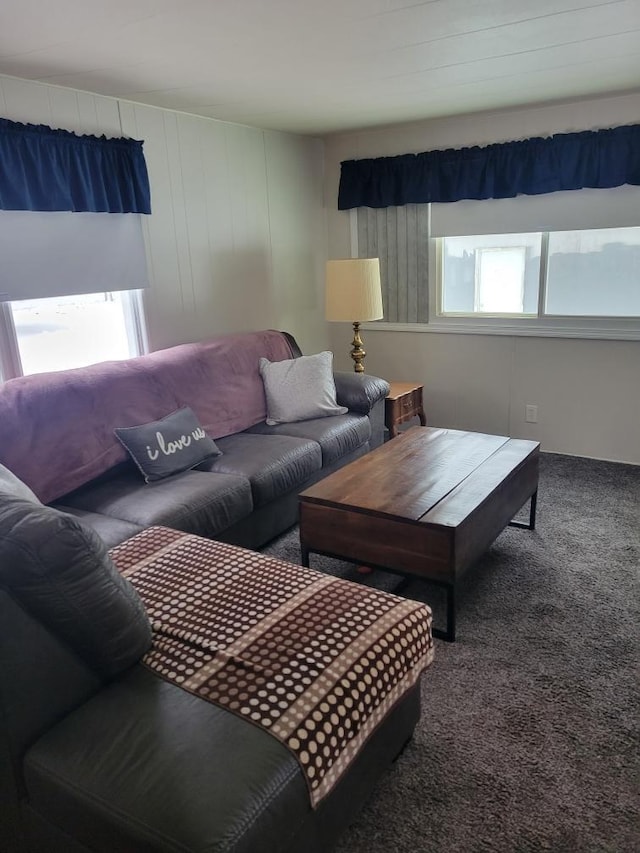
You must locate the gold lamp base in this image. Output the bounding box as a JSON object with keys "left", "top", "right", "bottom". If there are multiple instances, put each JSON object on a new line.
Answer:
{"left": 350, "top": 322, "right": 366, "bottom": 373}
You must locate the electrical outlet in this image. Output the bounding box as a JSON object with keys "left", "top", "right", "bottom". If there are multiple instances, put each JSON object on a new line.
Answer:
{"left": 525, "top": 404, "right": 538, "bottom": 423}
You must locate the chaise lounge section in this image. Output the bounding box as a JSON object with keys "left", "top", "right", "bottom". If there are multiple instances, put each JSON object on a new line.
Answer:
{"left": 0, "top": 468, "right": 434, "bottom": 853}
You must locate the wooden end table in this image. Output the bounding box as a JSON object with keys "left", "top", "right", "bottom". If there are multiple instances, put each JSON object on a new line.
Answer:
{"left": 385, "top": 382, "right": 426, "bottom": 438}
{"left": 299, "top": 427, "right": 539, "bottom": 642}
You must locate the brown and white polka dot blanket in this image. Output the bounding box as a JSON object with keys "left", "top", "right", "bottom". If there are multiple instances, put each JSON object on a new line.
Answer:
{"left": 110, "top": 526, "right": 434, "bottom": 807}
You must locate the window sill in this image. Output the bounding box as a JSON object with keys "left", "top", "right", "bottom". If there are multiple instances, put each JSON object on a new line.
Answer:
{"left": 362, "top": 321, "right": 640, "bottom": 341}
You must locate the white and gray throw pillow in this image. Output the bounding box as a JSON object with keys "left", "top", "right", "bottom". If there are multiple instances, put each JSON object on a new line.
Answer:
{"left": 0, "top": 463, "right": 41, "bottom": 503}
{"left": 115, "top": 406, "right": 222, "bottom": 483}
{"left": 259, "top": 351, "right": 348, "bottom": 425}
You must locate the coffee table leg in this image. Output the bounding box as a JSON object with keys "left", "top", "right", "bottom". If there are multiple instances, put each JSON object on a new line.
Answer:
{"left": 301, "top": 545, "right": 310, "bottom": 567}
{"left": 509, "top": 489, "right": 538, "bottom": 531}
{"left": 432, "top": 584, "right": 456, "bottom": 642}
{"left": 529, "top": 489, "right": 538, "bottom": 529}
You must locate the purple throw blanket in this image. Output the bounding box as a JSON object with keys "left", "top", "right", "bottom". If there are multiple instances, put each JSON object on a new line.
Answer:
{"left": 0, "top": 330, "right": 294, "bottom": 503}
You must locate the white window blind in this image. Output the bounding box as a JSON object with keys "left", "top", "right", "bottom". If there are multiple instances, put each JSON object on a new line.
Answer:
{"left": 0, "top": 211, "right": 149, "bottom": 301}
{"left": 431, "top": 185, "right": 640, "bottom": 237}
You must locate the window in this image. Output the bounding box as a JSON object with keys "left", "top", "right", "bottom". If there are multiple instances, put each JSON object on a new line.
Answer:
{"left": 352, "top": 188, "right": 640, "bottom": 338}
{"left": 438, "top": 226, "right": 640, "bottom": 323}
{"left": 0, "top": 211, "right": 150, "bottom": 380}
{"left": 546, "top": 228, "right": 640, "bottom": 317}
{"left": 475, "top": 247, "right": 526, "bottom": 313}
{"left": 0, "top": 290, "right": 146, "bottom": 380}
{"left": 0, "top": 121, "right": 151, "bottom": 378}
{"left": 440, "top": 234, "right": 541, "bottom": 317}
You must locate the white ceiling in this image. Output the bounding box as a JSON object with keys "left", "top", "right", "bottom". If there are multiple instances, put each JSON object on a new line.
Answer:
{"left": 1, "top": 0, "right": 639, "bottom": 135}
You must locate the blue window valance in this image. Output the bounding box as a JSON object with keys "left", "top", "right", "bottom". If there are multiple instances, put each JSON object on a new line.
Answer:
{"left": 0, "top": 118, "right": 151, "bottom": 213}
{"left": 338, "top": 123, "right": 640, "bottom": 210}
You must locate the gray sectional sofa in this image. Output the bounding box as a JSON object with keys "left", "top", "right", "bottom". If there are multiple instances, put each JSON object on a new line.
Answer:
{"left": 0, "top": 334, "right": 435, "bottom": 853}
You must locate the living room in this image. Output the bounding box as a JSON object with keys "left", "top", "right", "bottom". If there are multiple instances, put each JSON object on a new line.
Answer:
{"left": 1, "top": 2, "right": 639, "bottom": 852}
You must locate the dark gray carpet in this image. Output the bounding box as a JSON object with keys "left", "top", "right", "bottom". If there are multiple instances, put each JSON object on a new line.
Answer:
{"left": 263, "top": 453, "right": 640, "bottom": 853}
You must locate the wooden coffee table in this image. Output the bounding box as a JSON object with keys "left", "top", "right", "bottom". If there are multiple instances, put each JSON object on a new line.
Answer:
{"left": 299, "top": 426, "right": 539, "bottom": 641}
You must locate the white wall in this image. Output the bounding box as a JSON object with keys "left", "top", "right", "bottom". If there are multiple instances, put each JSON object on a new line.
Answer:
{"left": 0, "top": 75, "right": 328, "bottom": 355}
{"left": 324, "top": 92, "right": 640, "bottom": 464}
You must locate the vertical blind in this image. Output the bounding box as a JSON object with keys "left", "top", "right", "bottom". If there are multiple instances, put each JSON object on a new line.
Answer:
{"left": 356, "top": 204, "right": 430, "bottom": 323}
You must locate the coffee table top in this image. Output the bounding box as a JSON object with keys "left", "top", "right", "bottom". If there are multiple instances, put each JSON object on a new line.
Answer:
{"left": 300, "top": 426, "right": 539, "bottom": 527}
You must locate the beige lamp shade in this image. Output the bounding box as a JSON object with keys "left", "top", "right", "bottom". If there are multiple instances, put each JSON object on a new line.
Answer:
{"left": 325, "top": 258, "right": 383, "bottom": 322}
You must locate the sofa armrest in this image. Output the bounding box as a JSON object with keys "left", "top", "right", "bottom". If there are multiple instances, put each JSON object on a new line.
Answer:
{"left": 333, "top": 372, "right": 390, "bottom": 415}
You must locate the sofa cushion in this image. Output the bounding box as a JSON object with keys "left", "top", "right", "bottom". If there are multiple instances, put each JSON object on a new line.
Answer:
{"left": 259, "top": 351, "right": 347, "bottom": 425}
{"left": 0, "top": 497, "right": 151, "bottom": 680}
{"left": 58, "top": 467, "right": 254, "bottom": 538}
{"left": 246, "top": 413, "right": 371, "bottom": 465}
{"left": 115, "top": 406, "right": 222, "bottom": 483}
{"left": 24, "top": 666, "right": 310, "bottom": 853}
{"left": 52, "top": 506, "right": 144, "bottom": 549}
{"left": 200, "top": 433, "right": 322, "bottom": 507}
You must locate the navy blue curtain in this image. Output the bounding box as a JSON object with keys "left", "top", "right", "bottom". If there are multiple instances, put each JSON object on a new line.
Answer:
{"left": 0, "top": 118, "right": 151, "bottom": 213}
{"left": 338, "top": 123, "right": 640, "bottom": 210}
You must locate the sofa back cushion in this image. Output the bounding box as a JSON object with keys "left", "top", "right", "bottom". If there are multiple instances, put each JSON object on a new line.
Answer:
{"left": 0, "top": 497, "right": 152, "bottom": 680}
{"left": 259, "top": 351, "right": 348, "bottom": 425}
{"left": 0, "top": 329, "right": 295, "bottom": 503}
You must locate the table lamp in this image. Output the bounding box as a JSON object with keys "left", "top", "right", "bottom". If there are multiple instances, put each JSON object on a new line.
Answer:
{"left": 325, "top": 258, "right": 383, "bottom": 373}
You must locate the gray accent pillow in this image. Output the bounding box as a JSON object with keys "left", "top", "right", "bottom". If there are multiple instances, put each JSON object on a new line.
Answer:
{"left": 115, "top": 406, "right": 222, "bottom": 482}
{"left": 0, "top": 496, "right": 151, "bottom": 680}
{"left": 259, "top": 351, "right": 348, "bottom": 425}
{"left": 0, "top": 462, "right": 41, "bottom": 503}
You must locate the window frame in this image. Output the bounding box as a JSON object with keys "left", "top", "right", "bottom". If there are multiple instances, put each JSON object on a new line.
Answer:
{"left": 425, "top": 231, "right": 640, "bottom": 340}
{"left": 0, "top": 290, "right": 148, "bottom": 381}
